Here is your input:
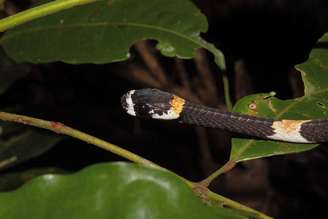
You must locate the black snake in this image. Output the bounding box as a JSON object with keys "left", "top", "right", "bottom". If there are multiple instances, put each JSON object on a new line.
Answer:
{"left": 121, "top": 88, "right": 328, "bottom": 143}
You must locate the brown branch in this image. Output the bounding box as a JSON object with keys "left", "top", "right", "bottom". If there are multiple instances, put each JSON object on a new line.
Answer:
{"left": 234, "top": 59, "right": 252, "bottom": 99}
{"left": 135, "top": 41, "right": 169, "bottom": 86}
{"left": 175, "top": 59, "right": 191, "bottom": 89}
{"left": 115, "top": 61, "right": 161, "bottom": 88}
{"left": 194, "top": 48, "right": 219, "bottom": 104}
{"left": 195, "top": 127, "right": 218, "bottom": 177}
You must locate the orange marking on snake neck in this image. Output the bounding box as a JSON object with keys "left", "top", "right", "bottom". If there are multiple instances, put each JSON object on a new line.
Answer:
{"left": 272, "top": 120, "right": 305, "bottom": 133}
{"left": 170, "top": 95, "right": 185, "bottom": 115}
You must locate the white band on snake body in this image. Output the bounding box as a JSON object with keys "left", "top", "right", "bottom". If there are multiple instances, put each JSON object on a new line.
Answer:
{"left": 268, "top": 120, "right": 312, "bottom": 143}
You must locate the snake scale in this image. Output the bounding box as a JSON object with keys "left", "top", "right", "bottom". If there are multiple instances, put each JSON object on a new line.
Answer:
{"left": 121, "top": 88, "right": 328, "bottom": 143}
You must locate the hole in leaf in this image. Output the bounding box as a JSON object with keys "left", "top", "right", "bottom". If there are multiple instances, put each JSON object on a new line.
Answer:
{"left": 317, "top": 102, "right": 326, "bottom": 109}
{"left": 248, "top": 102, "right": 257, "bottom": 110}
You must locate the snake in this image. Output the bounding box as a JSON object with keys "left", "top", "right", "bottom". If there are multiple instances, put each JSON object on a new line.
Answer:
{"left": 121, "top": 88, "right": 328, "bottom": 143}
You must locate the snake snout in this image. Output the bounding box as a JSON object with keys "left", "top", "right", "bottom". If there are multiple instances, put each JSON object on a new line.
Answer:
{"left": 121, "top": 90, "right": 137, "bottom": 116}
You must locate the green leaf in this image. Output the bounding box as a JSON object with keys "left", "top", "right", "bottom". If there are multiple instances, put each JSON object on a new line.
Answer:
{"left": 0, "top": 123, "right": 63, "bottom": 170}
{"left": 0, "top": 48, "right": 29, "bottom": 95}
{"left": 0, "top": 0, "right": 225, "bottom": 69}
{"left": 0, "top": 167, "right": 65, "bottom": 192}
{"left": 0, "top": 162, "right": 247, "bottom": 219}
{"left": 230, "top": 33, "right": 328, "bottom": 162}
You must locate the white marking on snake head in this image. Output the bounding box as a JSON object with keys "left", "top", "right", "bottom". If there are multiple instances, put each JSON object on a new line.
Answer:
{"left": 149, "top": 95, "right": 185, "bottom": 120}
{"left": 268, "top": 120, "right": 312, "bottom": 143}
{"left": 150, "top": 110, "right": 180, "bottom": 120}
{"left": 123, "top": 90, "right": 136, "bottom": 116}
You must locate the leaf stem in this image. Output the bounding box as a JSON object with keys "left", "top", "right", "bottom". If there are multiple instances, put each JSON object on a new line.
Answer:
{"left": 0, "top": 0, "right": 97, "bottom": 32}
{"left": 199, "top": 160, "right": 236, "bottom": 187}
{"left": 206, "top": 189, "right": 273, "bottom": 219}
{"left": 222, "top": 71, "right": 233, "bottom": 111}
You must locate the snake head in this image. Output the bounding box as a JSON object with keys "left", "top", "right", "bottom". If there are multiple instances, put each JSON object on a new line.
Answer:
{"left": 121, "top": 89, "right": 185, "bottom": 120}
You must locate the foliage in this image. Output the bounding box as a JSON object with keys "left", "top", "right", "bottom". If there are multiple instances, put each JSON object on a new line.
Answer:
{"left": 0, "top": 0, "right": 225, "bottom": 69}
{"left": 0, "top": 0, "right": 326, "bottom": 219}
{"left": 0, "top": 123, "right": 63, "bottom": 170}
{"left": 0, "top": 162, "right": 247, "bottom": 219}
{"left": 231, "top": 33, "right": 328, "bottom": 162}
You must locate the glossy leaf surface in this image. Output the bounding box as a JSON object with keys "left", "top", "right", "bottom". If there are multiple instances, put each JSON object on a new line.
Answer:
{"left": 0, "top": 162, "right": 247, "bottom": 219}
{"left": 0, "top": 0, "right": 224, "bottom": 69}
{"left": 230, "top": 33, "right": 328, "bottom": 162}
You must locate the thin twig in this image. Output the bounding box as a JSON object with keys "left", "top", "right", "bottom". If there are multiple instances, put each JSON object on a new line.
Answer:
{"left": 175, "top": 59, "right": 191, "bottom": 89}
{"left": 199, "top": 160, "right": 236, "bottom": 187}
{"left": 0, "top": 156, "right": 17, "bottom": 169}
{"left": 195, "top": 127, "right": 218, "bottom": 176}
{"left": 206, "top": 189, "right": 273, "bottom": 219}
{"left": 288, "top": 68, "right": 303, "bottom": 98}
{"left": 121, "top": 63, "right": 161, "bottom": 88}
{"left": 194, "top": 48, "right": 218, "bottom": 102}
{"left": 222, "top": 71, "right": 233, "bottom": 111}
{"left": 0, "top": 111, "right": 161, "bottom": 169}
{"left": 171, "top": 86, "right": 201, "bottom": 103}
{"left": 234, "top": 59, "right": 252, "bottom": 99}
{"left": 135, "top": 41, "right": 169, "bottom": 86}
{"left": 0, "top": 0, "right": 97, "bottom": 32}
{"left": 120, "top": 62, "right": 200, "bottom": 103}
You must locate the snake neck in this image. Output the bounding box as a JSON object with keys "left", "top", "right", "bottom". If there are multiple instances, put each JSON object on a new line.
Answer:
{"left": 181, "top": 102, "right": 275, "bottom": 139}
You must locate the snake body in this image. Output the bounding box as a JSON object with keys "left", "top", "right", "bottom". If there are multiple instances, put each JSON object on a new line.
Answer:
{"left": 121, "top": 88, "right": 328, "bottom": 143}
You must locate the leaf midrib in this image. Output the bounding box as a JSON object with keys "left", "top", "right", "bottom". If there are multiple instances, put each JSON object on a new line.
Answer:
{"left": 0, "top": 21, "right": 204, "bottom": 49}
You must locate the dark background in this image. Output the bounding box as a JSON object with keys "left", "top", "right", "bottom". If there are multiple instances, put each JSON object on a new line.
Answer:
{"left": 1, "top": 0, "right": 328, "bottom": 218}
